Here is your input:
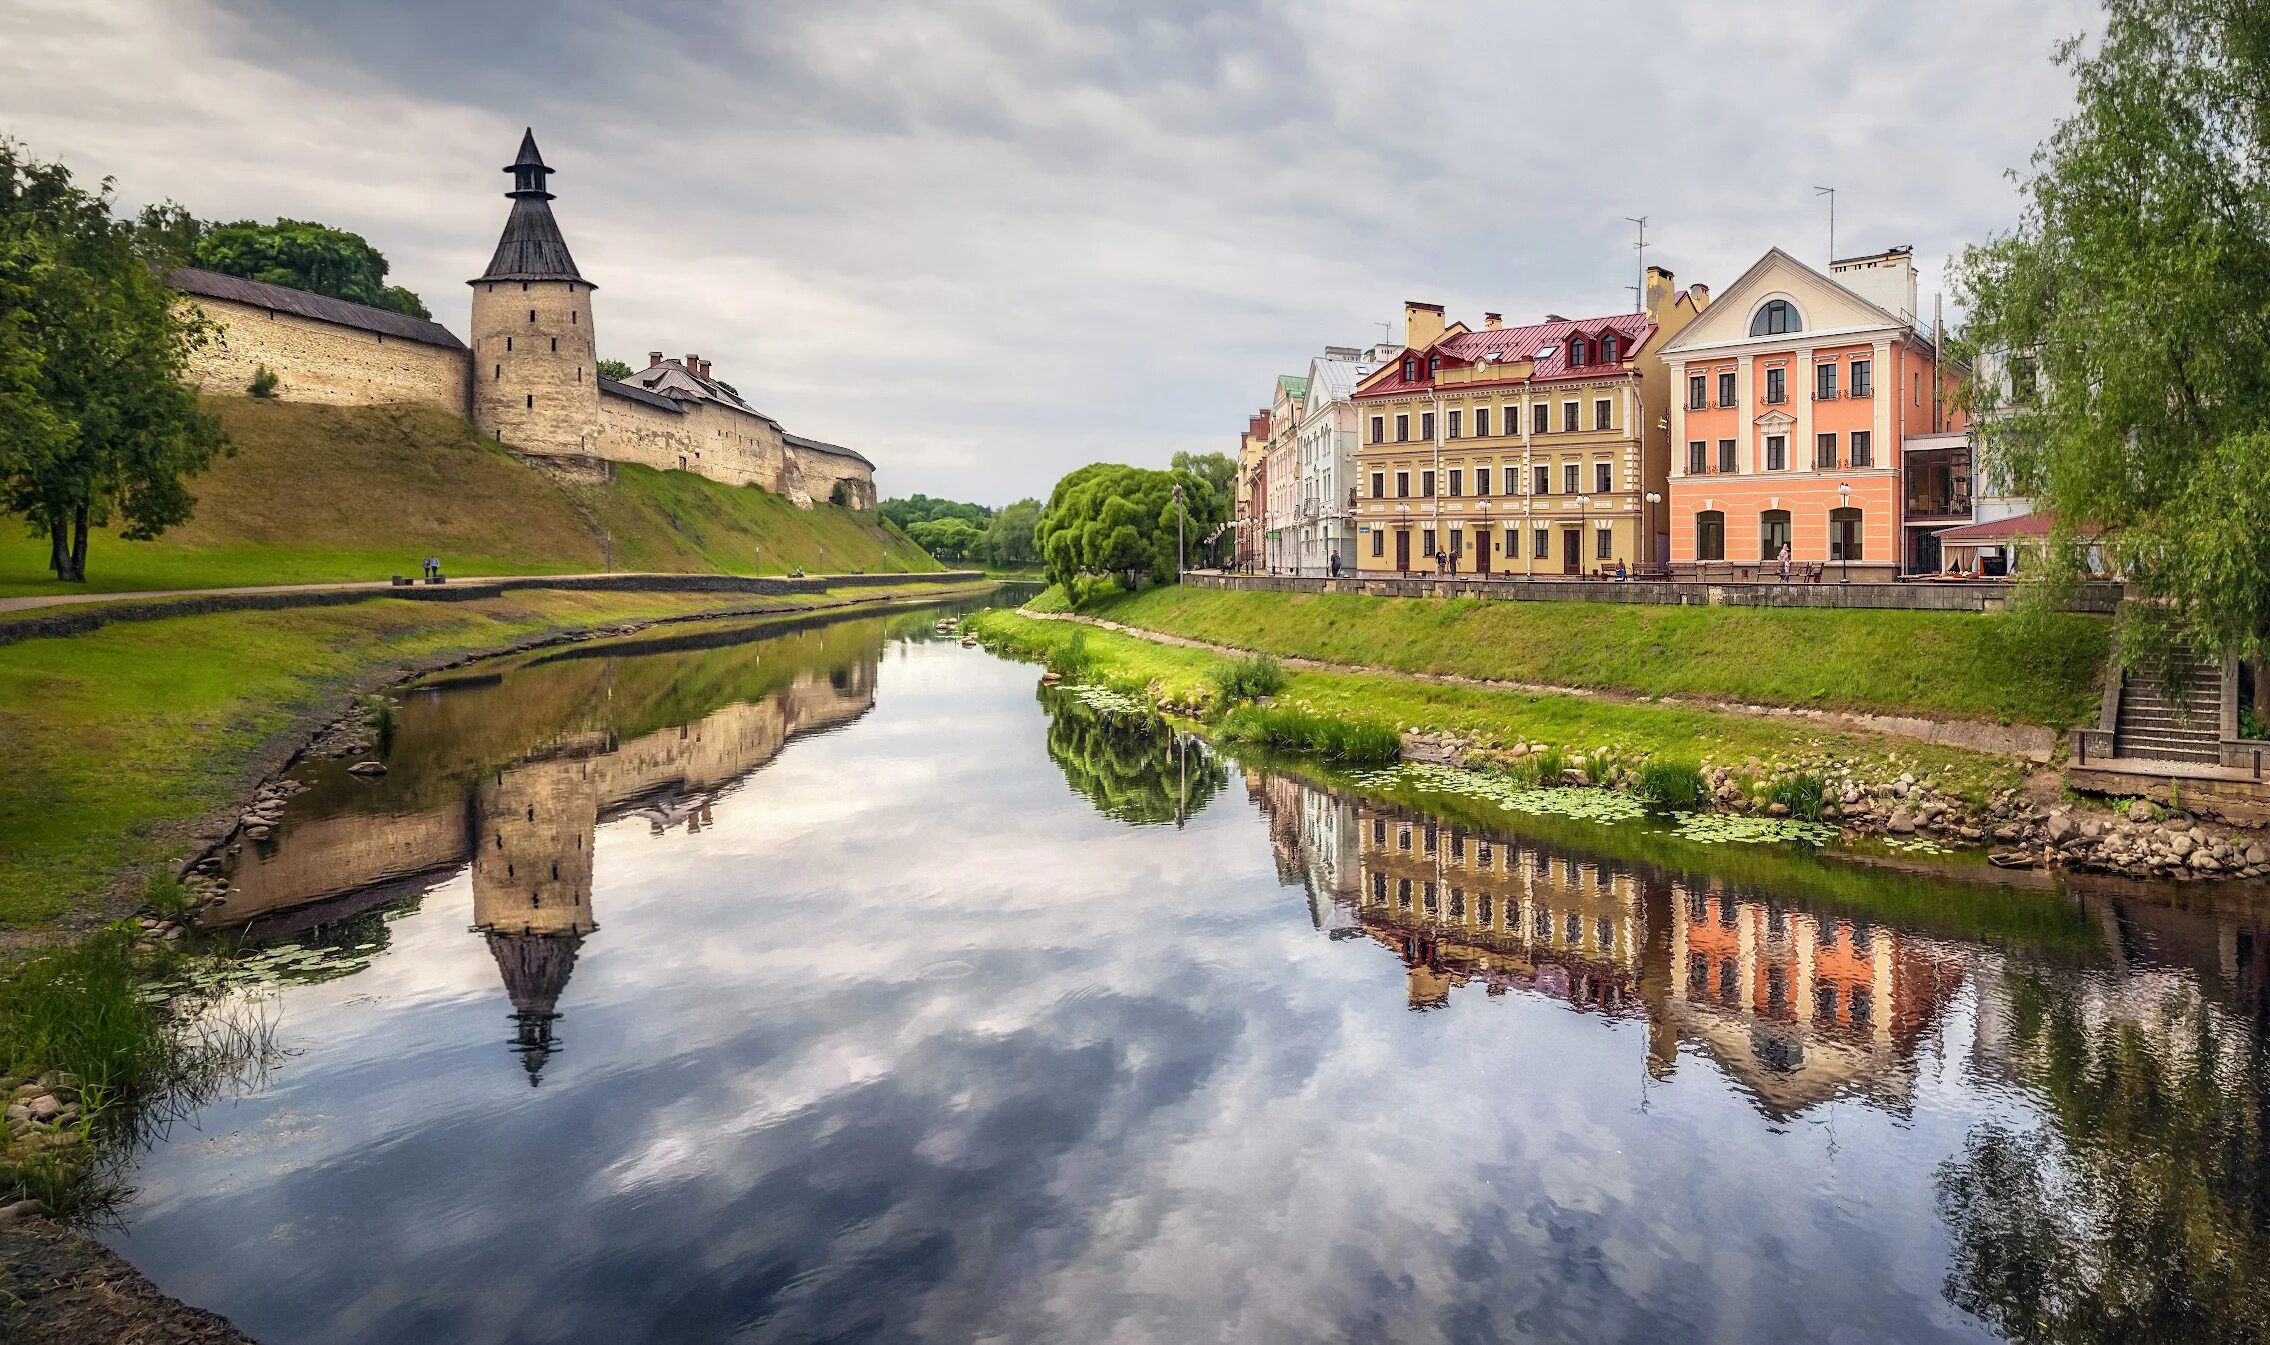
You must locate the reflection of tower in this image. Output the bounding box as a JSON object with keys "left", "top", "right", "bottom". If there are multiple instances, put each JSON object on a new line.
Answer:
{"left": 470, "top": 759, "right": 600, "bottom": 1084}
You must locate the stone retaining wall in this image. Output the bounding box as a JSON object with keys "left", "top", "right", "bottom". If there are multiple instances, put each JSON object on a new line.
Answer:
{"left": 1184, "top": 571, "right": 2123, "bottom": 614}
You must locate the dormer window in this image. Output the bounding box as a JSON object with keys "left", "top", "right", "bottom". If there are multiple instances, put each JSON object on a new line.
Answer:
{"left": 1602, "top": 335, "right": 1618, "bottom": 363}
{"left": 1403, "top": 357, "right": 1418, "bottom": 380}
{"left": 1568, "top": 338, "right": 1587, "bottom": 366}
{"left": 1750, "top": 299, "right": 1801, "bottom": 337}
{"left": 1428, "top": 355, "right": 1441, "bottom": 374}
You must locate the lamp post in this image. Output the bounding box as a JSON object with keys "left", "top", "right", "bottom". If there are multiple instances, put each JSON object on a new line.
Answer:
{"left": 1476, "top": 499, "right": 1492, "bottom": 579}
{"left": 1644, "top": 491, "right": 1662, "bottom": 574}
{"left": 1575, "top": 494, "right": 1591, "bottom": 576}
{"left": 1837, "top": 481, "right": 1852, "bottom": 585}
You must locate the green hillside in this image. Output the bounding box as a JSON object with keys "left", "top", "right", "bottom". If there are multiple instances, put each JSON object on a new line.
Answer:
{"left": 0, "top": 398, "right": 936, "bottom": 598}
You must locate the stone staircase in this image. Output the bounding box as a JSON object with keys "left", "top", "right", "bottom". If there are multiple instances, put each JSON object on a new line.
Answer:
{"left": 2113, "top": 650, "right": 2225, "bottom": 764}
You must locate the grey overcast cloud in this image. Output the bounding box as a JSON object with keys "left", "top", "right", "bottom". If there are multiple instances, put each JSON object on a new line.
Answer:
{"left": 3, "top": 0, "right": 2092, "bottom": 505}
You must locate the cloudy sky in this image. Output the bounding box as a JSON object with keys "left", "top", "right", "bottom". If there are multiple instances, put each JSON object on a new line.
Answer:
{"left": 3, "top": 0, "right": 2094, "bottom": 505}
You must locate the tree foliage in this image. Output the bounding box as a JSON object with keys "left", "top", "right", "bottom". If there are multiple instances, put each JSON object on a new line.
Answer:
{"left": 1035, "top": 463, "right": 1226, "bottom": 598}
{"left": 595, "top": 358, "right": 632, "bottom": 382}
{"left": 1953, "top": 0, "right": 2270, "bottom": 666}
{"left": 0, "top": 140, "right": 228, "bottom": 582}
{"left": 903, "top": 516, "right": 984, "bottom": 561}
{"left": 187, "top": 216, "right": 431, "bottom": 319}
{"left": 881, "top": 494, "right": 991, "bottom": 532}
{"left": 1171, "top": 450, "right": 1238, "bottom": 565}
{"left": 983, "top": 497, "right": 1042, "bottom": 567}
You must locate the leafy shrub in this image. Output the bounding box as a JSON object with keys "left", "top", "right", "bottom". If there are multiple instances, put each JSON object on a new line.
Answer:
{"left": 1218, "top": 706, "right": 1400, "bottom": 764}
{"left": 247, "top": 364, "right": 279, "bottom": 398}
{"left": 1212, "top": 652, "right": 1287, "bottom": 703}
{"left": 1640, "top": 760, "right": 1708, "bottom": 810}
{"left": 1764, "top": 772, "right": 1828, "bottom": 821}
{"left": 1532, "top": 746, "right": 1566, "bottom": 785}
{"left": 1047, "top": 628, "right": 1097, "bottom": 679}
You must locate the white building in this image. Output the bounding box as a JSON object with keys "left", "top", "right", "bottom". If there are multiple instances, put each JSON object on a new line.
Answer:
{"left": 1289, "top": 345, "right": 1383, "bottom": 575}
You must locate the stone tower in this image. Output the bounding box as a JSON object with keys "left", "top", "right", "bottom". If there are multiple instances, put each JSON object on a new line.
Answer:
{"left": 469, "top": 129, "right": 600, "bottom": 457}
{"left": 469, "top": 757, "right": 599, "bottom": 1084}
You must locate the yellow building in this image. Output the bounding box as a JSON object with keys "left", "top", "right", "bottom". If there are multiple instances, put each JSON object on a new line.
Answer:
{"left": 1351, "top": 270, "right": 1708, "bottom": 576}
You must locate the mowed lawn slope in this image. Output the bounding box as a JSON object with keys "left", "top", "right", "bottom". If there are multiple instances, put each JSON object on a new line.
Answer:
{"left": 1065, "top": 586, "right": 2111, "bottom": 728}
{"left": 0, "top": 399, "right": 934, "bottom": 598}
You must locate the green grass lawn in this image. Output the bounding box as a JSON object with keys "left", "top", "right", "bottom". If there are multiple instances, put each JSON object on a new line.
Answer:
{"left": 0, "top": 398, "right": 933, "bottom": 598}
{"left": 0, "top": 581, "right": 987, "bottom": 930}
{"left": 1046, "top": 584, "right": 2109, "bottom": 729}
{"left": 967, "top": 609, "right": 2029, "bottom": 803}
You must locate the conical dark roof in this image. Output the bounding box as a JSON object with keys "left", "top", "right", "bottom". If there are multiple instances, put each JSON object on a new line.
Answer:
{"left": 477, "top": 129, "right": 588, "bottom": 284}
{"left": 487, "top": 930, "right": 584, "bottom": 1085}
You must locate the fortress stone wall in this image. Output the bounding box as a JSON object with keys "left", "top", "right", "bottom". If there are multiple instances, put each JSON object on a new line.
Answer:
{"left": 166, "top": 130, "right": 877, "bottom": 510}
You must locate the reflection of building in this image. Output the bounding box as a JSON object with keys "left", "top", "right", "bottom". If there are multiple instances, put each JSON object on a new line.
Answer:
{"left": 1246, "top": 772, "right": 1361, "bottom": 932}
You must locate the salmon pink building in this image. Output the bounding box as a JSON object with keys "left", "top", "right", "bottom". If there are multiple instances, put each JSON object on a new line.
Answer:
{"left": 1662, "top": 247, "right": 1961, "bottom": 581}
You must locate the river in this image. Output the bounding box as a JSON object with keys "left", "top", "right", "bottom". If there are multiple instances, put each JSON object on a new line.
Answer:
{"left": 104, "top": 597, "right": 2268, "bottom": 1344}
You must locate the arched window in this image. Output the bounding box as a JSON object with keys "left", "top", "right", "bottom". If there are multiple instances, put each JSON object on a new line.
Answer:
{"left": 1695, "top": 510, "right": 1726, "bottom": 562}
{"left": 1429, "top": 355, "right": 1441, "bottom": 373}
{"left": 1602, "top": 335, "right": 1618, "bottom": 363}
{"left": 1568, "top": 337, "right": 1586, "bottom": 366}
{"left": 1749, "top": 300, "right": 1800, "bottom": 337}
{"left": 1403, "top": 357, "right": 1418, "bottom": 380}
{"left": 1760, "top": 509, "right": 1792, "bottom": 560}
{"left": 1829, "top": 506, "right": 1863, "bottom": 561}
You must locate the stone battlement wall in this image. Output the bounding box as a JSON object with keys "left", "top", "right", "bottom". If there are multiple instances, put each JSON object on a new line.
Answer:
{"left": 182, "top": 295, "right": 472, "bottom": 414}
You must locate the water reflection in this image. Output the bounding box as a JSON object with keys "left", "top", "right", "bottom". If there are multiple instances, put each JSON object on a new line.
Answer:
{"left": 1039, "top": 684, "right": 1225, "bottom": 826}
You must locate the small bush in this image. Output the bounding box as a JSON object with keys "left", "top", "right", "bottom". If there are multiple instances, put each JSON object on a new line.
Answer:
{"left": 1048, "top": 628, "right": 1097, "bottom": 679}
{"left": 1532, "top": 746, "right": 1566, "bottom": 786}
{"left": 1765, "top": 772, "right": 1828, "bottom": 821}
{"left": 1640, "top": 760, "right": 1708, "bottom": 810}
{"left": 247, "top": 364, "right": 279, "bottom": 399}
{"left": 1218, "top": 705, "right": 1400, "bottom": 764}
{"left": 142, "top": 874, "right": 200, "bottom": 921}
{"left": 1212, "top": 652, "right": 1288, "bottom": 703}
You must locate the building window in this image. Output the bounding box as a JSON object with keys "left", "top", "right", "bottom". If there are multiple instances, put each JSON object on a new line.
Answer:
{"left": 1815, "top": 362, "right": 1838, "bottom": 400}
{"left": 1448, "top": 469, "right": 1463, "bottom": 497}
{"left": 1563, "top": 463, "right": 1580, "bottom": 493}
{"left": 1396, "top": 414, "right": 1409, "bottom": 442}
{"left": 1830, "top": 506, "right": 1863, "bottom": 561}
{"left": 1474, "top": 406, "right": 1491, "bottom": 437}
{"left": 1447, "top": 409, "right": 1462, "bottom": 439}
{"left": 1597, "top": 527, "right": 1613, "bottom": 560}
{"left": 1476, "top": 467, "right": 1491, "bottom": 496}
{"left": 1915, "top": 371, "right": 1923, "bottom": 404}
{"left": 1765, "top": 367, "right": 1787, "bottom": 404}
{"left": 551, "top": 337, "right": 558, "bottom": 352}
{"left": 1718, "top": 438, "right": 1737, "bottom": 472}
{"left": 1371, "top": 415, "right": 1385, "bottom": 443}
{"left": 1688, "top": 374, "right": 1707, "bottom": 409}
{"left": 1603, "top": 335, "right": 1619, "bottom": 363}
{"left": 1421, "top": 412, "right": 1435, "bottom": 441}
{"left": 1403, "top": 356, "right": 1418, "bottom": 380}
{"left": 1750, "top": 299, "right": 1800, "bottom": 336}
{"left": 528, "top": 309, "right": 536, "bottom": 323}
{"left": 1595, "top": 461, "right": 1612, "bottom": 493}
{"left": 1532, "top": 403, "right": 1549, "bottom": 435}
{"left": 1421, "top": 528, "right": 1436, "bottom": 556}
{"left": 525, "top": 394, "right": 534, "bottom": 409}
{"left": 506, "top": 336, "right": 513, "bottom": 351}
{"left": 1760, "top": 508, "right": 1792, "bottom": 559}
{"left": 1594, "top": 398, "right": 1612, "bottom": 430}
{"left": 1534, "top": 528, "right": 1550, "bottom": 558}
{"left": 1816, "top": 432, "right": 1838, "bottom": 469}
{"left": 1371, "top": 471, "right": 1385, "bottom": 498}
{"left": 1372, "top": 529, "right": 1383, "bottom": 557}
{"left": 1765, "top": 435, "right": 1787, "bottom": 470}
{"left": 1718, "top": 370, "right": 1737, "bottom": 407}
{"left": 1850, "top": 430, "right": 1872, "bottom": 467}
{"left": 494, "top": 364, "right": 501, "bottom": 381}
{"left": 1396, "top": 471, "right": 1410, "bottom": 498}
{"left": 570, "top": 310, "right": 577, "bottom": 324}
{"left": 1421, "top": 470, "right": 1436, "bottom": 497}
{"left": 1851, "top": 359, "right": 1872, "bottom": 397}
{"left": 1688, "top": 440, "right": 1707, "bottom": 474}
{"left": 1562, "top": 401, "right": 1579, "bottom": 432}
{"left": 1568, "top": 337, "right": 1587, "bottom": 366}
{"left": 1534, "top": 465, "right": 1550, "bottom": 494}
{"left": 1696, "top": 510, "right": 1726, "bottom": 561}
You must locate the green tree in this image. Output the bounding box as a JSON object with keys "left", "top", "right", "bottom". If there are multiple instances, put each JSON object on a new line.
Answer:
{"left": 1170, "top": 451, "right": 1236, "bottom": 565}
{"left": 905, "top": 516, "right": 984, "bottom": 562}
{"left": 191, "top": 217, "right": 430, "bottom": 319}
{"left": 1953, "top": 0, "right": 2270, "bottom": 675}
{"left": 881, "top": 494, "right": 992, "bottom": 532}
{"left": 982, "top": 497, "right": 1042, "bottom": 567}
{"left": 1035, "top": 463, "right": 1225, "bottom": 599}
{"left": 595, "top": 358, "right": 632, "bottom": 382}
{"left": 0, "top": 141, "right": 228, "bottom": 582}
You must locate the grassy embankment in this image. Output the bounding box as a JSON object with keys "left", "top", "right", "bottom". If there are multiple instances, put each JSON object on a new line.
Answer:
{"left": 0, "top": 398, "right": 937, "bottom": 599}
{"left": 1032, "top": 584, "right": 2111, "bottom": 729}
{"left": 968, "top": 607, "right": 2032, "bottom": 802}
{"left": 0, "top": 581, "right": 987, "bottom": 932}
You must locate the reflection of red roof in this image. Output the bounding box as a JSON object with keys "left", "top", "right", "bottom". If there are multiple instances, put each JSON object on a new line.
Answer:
{"left": 1355, "top": 312, "right": 1655, "bottom": 398}
{"left": 1935, "top": 511, "right": 2056, "bottom": 542}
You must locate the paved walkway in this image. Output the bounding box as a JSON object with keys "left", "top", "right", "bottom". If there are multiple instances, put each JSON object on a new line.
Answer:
{"left": 0, "top": 572, "right": 801, "bottom": 615}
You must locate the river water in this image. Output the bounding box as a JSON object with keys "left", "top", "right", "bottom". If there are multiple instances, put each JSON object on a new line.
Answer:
{"left": 107, "top": 598, "right": 2267, "bottom": 1344}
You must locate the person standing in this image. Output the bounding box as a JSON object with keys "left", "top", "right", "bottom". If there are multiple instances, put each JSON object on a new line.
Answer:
{"left": 1328, "top": 550, "right": 1341, "bottom": 579}
{"left": 1777, "top": 542, "right": 1791, "bottom": 582}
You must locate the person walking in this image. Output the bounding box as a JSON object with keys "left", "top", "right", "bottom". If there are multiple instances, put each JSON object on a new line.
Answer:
{"left": 1328, "top": 550, "right": 1341, "bottom": 579}
{"left": 423, "top": 555, "right": 440, "bottom": 581}
{"left": 1776, "top": 542, "right": 1791, "bottom": 583}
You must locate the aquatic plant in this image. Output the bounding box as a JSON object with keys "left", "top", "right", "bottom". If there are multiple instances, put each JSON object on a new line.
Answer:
{"left": 1219, "top": 705, "right": 1400, "bottom": 764}
{"left": 361, "top": 693, "right": 397, "bottom": 754}
{"left": 1211, "top": 652, "right": 1288, "bottom": 704}
{"left": 1764, "top": 772, "right": 1829, "bottom": 822}
{"left": 1639, "top": 760, "right": 1709, "bottom": 810}
{"left": 1069, "top": 685, "right": 1151, "bottom": 718}
{"left": 1348, "top": 764, "right": 1649, "bottom": 824}
{"left": 1671, "top": 813, "right": 1839, "bottom": 847}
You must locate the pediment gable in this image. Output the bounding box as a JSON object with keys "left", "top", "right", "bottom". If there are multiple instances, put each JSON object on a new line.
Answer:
{"left": 1664, "top": 247, "right": 1909, "bottom": 353}
{"left": 1754, "top": 408, "right": 1795, "bottom": 430}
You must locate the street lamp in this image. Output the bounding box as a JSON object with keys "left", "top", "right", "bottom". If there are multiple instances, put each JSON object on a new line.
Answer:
{"left": 1575, "top": 494, "right": 1591, "bottom": 576}
{"left": 1644, "top": 491, "right": 1662, "bottom": 574}
{"left": 1476, "top": 499, "right": 1492, "bottom": 579}
{"left": 1837, "top": 481, "right": 1852, "bottom": 585}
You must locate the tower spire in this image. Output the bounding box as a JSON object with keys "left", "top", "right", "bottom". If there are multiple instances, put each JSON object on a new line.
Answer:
{"left": 477, "top": 128, "right": 585, "bottom": 283}
{"left": 507, "top": 128, "right": 554, "bottom": 201}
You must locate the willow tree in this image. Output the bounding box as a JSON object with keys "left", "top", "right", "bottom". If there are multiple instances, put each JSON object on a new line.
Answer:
{"left": 0, "top": 142, "right": 226, "bottom": 582}
{"left": 1036, "top": 463, "right": 1225, "bottom": 601}
{"left": 1953, "top": 0, "right": 2270, "bottom": 684}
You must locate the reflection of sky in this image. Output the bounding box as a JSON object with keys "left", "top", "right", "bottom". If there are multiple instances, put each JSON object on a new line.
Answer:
{"left": 111, "top": 639, "right": 2040, "bottom": 1344}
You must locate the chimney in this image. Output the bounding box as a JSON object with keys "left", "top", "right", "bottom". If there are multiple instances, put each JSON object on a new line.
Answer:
{"left": 698, "top": 359, "right": 712, "bottom": 379}
{"left": 1402, "top": 300, "right": 1446, "bottom": 351}
{"left": 1828, "top": 246, "right": 1918, "bottom": 325}
{"left": 1688, "top": 283, "right": 1711, "bottom": 310}
{"left": 684, "top": 353, "right": 701, "bottom": 374}
{"left": 647, "top": 351, "right": 663, "bottom": 368}
{"left": 1483, "top": 312, "right": 1503, "bottom": 330}
{"left": 1644, "top": 265, "right": 1675, "bottom": 318}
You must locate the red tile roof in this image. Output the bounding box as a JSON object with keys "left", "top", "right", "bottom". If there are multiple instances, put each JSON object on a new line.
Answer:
{"left": 1933, "top": 511, "right": 2057, "bottom": 542}
{"left": 1354, "top": 311, "right": 1655, "bottom": 399}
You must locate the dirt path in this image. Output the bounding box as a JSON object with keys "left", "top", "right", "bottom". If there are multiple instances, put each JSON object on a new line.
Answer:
{"left": 1024, "top": 609, "right": 2059, "bottom": 761}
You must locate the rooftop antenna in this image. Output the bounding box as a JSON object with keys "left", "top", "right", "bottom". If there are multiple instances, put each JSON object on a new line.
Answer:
{"left": 1626, "top": 215, "right": 1649, "bottom": 312}
{"left": 1375, "top": 320, "right": 1392, "bottom": 349}
{"left": 1815, "top": 186, "right": 1836, "bottom": 263}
